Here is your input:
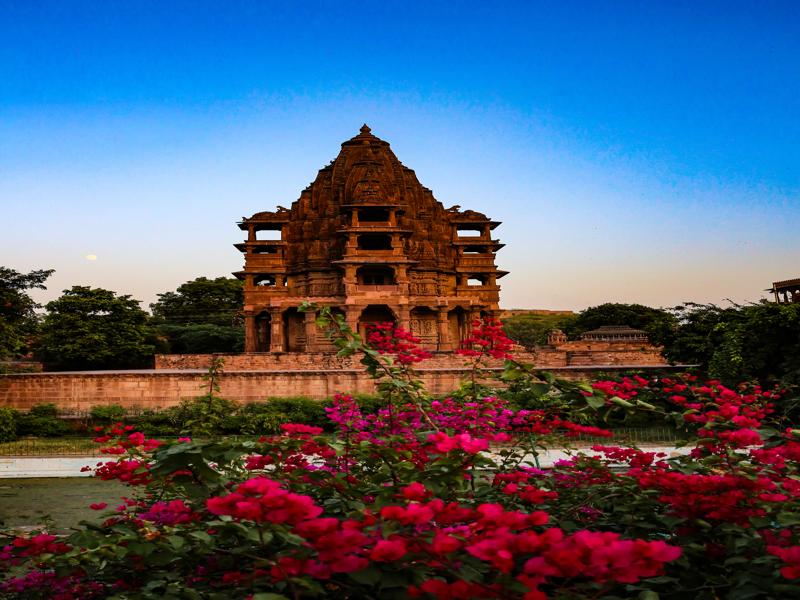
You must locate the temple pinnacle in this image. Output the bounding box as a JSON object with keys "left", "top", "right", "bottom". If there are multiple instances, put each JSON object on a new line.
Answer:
{"left": 360, "top": 123, "right": 371, "bottom": 135}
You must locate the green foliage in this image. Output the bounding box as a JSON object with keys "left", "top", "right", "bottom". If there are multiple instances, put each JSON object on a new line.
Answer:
{"left": 134, "top": 407, "right": 183, "bottom": 437}
{"left": 157, "top": 323, "right": 244, "bottom": 353}
{"left": 565, "top": 302, "right": 678, "bottom": 345}
{"left": 16, "top": 403, "right": 69, "bottom": 437}
{"left": 501, "top": 312, "right": 576, "bottom": 347}
{"left": 664, "top": 301, "right": 800, "bottom": 387}
{"left": 0, "top": 266, "right": 54, "bottom": 359}
{"left": 178, "top": 394, "right": 240, "bottom": 437}
{"left": 89, "top": 404, "right": 126, "bottom": 423}
{"left": 0, "top": 407, "right": 18, "bottom": 442}
{"left": 151, "top": 276, "right": 244, "bottom": 353}
{"left": 238, "top": 397, "right": 332, "bottom": 434}
{"left": 36, "top": 286, "right": 156, "bottom": 370}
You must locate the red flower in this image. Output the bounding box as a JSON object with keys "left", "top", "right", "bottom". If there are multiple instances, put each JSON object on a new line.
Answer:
{"left": 369, "top": 539, "right": 408, "bottom": 561}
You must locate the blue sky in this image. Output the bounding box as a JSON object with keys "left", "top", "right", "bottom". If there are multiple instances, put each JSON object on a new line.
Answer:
{"left": 1, "top": 1, "right": 798, "bottom": 310}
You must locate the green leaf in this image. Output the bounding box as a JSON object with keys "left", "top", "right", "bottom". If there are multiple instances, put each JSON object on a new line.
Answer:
{"left": 252, "top": 594, "right": 291, "bottom": 600}
{"left": 586, "top": 395, "right": 606, "bottom": 409}
{"left": 348, "top": 567, "right": 382, "bottom": 586}
{"left": 638, "top": 592, "right": 659, "bottom": 600}
{"left": 777, "top": 511, "right": 800, "bottom": 526}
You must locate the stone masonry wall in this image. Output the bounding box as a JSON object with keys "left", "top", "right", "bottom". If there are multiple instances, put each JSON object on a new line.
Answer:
{"left": 0, "top": 364, "right": 679, "bottom": 412}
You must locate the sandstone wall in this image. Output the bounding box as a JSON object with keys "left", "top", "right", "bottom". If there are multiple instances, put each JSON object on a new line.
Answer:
{"left": 0, "top": 363, "right": 681, "bottom": 412}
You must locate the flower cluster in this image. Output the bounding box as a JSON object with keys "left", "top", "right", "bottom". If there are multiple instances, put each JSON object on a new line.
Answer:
{"left": 457, "top": 317, "right": 515, "bottom": 360}
{"left": 365, "top": 322, "right": 433, "bottom": 364}
{"left": 207, "top": 476, "right": 323, "bottom": 525}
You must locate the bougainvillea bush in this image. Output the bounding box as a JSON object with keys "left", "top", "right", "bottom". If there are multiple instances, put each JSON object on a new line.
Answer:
{"left": 2, "top": 310, "right": 800, "bottom": 599}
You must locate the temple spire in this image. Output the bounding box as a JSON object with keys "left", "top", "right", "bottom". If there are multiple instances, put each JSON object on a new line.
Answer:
{"left": 359, "top": 123, "right": 371, "bottom": 135}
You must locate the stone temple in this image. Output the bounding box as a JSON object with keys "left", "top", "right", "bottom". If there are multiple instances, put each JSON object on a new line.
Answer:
{"left": 234, "top": 125, "right": 507, "bottom": 353}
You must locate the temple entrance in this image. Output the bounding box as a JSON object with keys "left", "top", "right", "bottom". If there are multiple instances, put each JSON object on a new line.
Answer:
{"left": 358, "top": 305, "right": 396, "bottom": 340}
{"left": 283, "top": 308, "right": 305, "bottom": 352}
{"left": 254, "top": 311, "right": 271, "bottom": 352}
{"left": 410, "top": 306, "right": 438, "bottom": 349}
{"left": 448, "top": 307, "right": 470, "bottom": 347}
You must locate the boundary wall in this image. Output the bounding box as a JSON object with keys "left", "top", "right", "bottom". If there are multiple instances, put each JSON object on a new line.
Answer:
{"left": 0, "top": 363, "right": 676, "bottom": 412}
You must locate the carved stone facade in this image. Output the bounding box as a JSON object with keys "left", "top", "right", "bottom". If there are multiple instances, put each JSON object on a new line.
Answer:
{"left": 235, "top": 125, "right": 507, "bottom": 353}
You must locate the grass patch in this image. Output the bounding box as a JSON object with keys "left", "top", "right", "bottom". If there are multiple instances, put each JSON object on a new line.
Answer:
{"left": 0, "top": 438, "right": 102, "bottom": 456}
{"left": 0, "top": 477, "right": 128, "bottom": 533}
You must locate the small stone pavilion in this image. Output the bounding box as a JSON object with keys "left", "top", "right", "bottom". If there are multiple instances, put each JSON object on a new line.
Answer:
{"left": 771, "top": 278, "right": 800, "bottom": 304}
{"left": 234, "top": 125, "right": 507, "bottom": 353}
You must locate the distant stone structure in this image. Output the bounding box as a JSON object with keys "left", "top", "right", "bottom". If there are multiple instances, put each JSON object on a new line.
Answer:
{"left": 535, "top": 325, "right": 667, "bottom": 368}
{"left": 235, "top": 125, "right": 506, "bottom": 353}
{"left": 579, "top": 326, "right": 649, "bottom": 342}
{"left": 771, "top": 278, "right": 800, "bottom": 304}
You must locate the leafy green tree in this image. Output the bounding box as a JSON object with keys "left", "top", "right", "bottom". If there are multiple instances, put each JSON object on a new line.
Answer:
{"left": 665, "top": 301, "right": 800, "bottom": 386}
{"left": 0, "top": 266, "right": 54, "bottom": 359}
{"left": 36, "top": 286, "right": 156, "bottom": 370}
{"left": 564, "top": 302, "right": 678, "bottom": 345}
{"left": 501, "top": 313, "right": 576, "bottom": 348}
{"left": 150, "top": 277, "right": 243, "bottom": 353}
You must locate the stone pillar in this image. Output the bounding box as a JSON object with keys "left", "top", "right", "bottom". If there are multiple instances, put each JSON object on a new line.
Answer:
{"left": 244, "top": 314, "right": 257, "bottom": 353}
{"left": 269, "top": 308, "right": 283, "bottom": 352}
{"left": 345, "top": 306, "right": 360, "bottom": 335}
{"left": 304, "top": 310, "right": 317, "bottom": 351}
{"left": 437, "top": 307, "right": 451, "bottom": 351}
{"left": 396, "top": 306, "right": 410, "bottom": 332}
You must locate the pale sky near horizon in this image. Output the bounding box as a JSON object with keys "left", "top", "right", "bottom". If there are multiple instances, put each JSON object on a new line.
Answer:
{"left": 2, "top": 1, "right": 798, "bottom": 312}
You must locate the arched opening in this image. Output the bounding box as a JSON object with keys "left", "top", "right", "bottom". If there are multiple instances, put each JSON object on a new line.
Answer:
{"left": 410, "top": 306, "right": 438, "bottom": 349}
{"left": 467, "top": 275, "right": 487, "bottom": 287}
{"left": 283, "top": 307, "right": 305, "bottom": 352}
{"left": 255, "top": 226, "right": 282, "bottom": 241}
{"left": 357, "top": 265, "right": 395, "bottom": 285}
{"left": 448, "top": 307, "right": 469, "bottom": 346}
{"left": 255, "top": 311, "right": 271, "bottom": 352}
{"left": 357, "top": 234, "right": 392, "bottom": 250}
{"left": 359, "top": 305, "right": 396, "bottom": 340}
{"left": 254, "top": 275, "right": 277, "bottom": 287}
{"left": 456, "top": 226, "right": 482, "bottom": 238}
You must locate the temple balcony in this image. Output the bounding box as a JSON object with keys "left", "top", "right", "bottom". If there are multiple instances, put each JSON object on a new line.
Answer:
{"left": 245, "top": 287, "right": 290, "bottom": 303}
{"left": 245, "top": 255, "right": 287, "bottom": 269}
{"left": 456, "top": 255, "right": 498, "bottom": 268}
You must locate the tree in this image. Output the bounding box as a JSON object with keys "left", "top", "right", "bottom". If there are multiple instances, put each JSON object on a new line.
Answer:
{"left": 150, "top": 277, "right": 244, "bottom": 353}
{"left": 501, "top": 313, "right": 576, "bottom": 348}
{"left": 0, "top": 266, "right": 54, "bottom": 359}
{"left": 36, "top": 286, "right": 156, "bottom": 370}
{"left": 664, "top": 301, "right": 800, "bottom": 386}
{"left": 563, "top": 302, "right": 678, "bottom": 345}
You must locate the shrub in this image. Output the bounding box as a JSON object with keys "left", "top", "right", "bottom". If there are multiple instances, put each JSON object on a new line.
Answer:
{"left": 89, "top": 404, "right": 126, "bottom": 424}
{"left": 0, "top": 407, "right": 18, "bottom": 442}
{"left": 15, "top": 403, "right": 69, "bottom": 437}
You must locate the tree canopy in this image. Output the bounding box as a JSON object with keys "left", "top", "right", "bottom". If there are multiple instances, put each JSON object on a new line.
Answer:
{"left": 36, "top": 286, "right": 156, "bottom": 370}
{"left": 663, "top": 301, "right": 800, "bottom": 386}
{"left": 501, "top": 312, "right": 576, "bottom": 348}
{"left": 0, "top": 266, "right": 54, "bottom": 359}
{"left": 150, "top": 277, "right": 244, "bottom": 353}
{"left": 564, "top": 302, "right": 678, "bottom": 346}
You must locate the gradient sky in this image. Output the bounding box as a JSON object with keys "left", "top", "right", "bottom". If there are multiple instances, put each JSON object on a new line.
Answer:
{"left": 2, "top": 1, "right": 798, "bottom": 311}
